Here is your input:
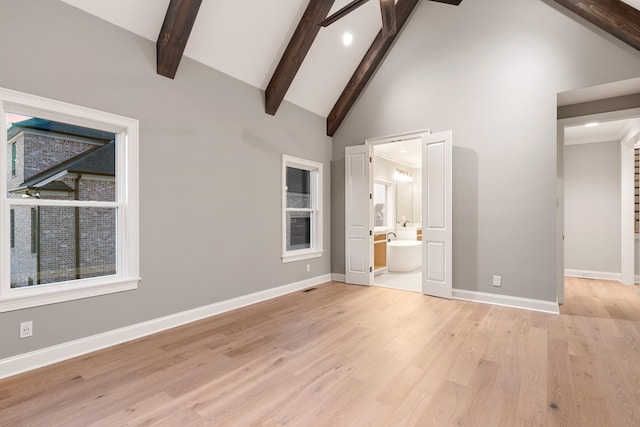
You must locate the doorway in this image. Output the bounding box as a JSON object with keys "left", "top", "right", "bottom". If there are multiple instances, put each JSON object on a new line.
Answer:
{"left": 371, "top": 137, "right": 423, "bottom": 293}
{"left": 344, "top": 130, "right": 453, "bottom": 299}
{"left": 558, "top": 109, "right": 640, "bottom": 304}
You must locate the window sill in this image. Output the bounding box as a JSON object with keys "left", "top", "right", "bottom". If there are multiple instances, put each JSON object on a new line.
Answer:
{"left": 282, "top": 250, "right": 323, "bottom": 263}
{"left": 0, "top": 277, "right": 140, "bottom": 313}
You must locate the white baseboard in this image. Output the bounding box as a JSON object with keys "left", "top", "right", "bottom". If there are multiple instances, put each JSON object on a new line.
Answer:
{"left": 564, "top": 269, "right": 621, "bottom": 282}
{"left": 331, "top": 273, "right": 346, "bottom": 282}
{"left": 0, "top": 274, "right": 332, "bottom": 380}
{"left": 452, "top": 289, "right": 559, "bottom": 314}
{"left": 332, "top": 273, "right": 558, "bottom": 313}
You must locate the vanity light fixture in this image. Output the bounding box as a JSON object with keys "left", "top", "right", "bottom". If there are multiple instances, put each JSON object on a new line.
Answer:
{"left": 395, "top": 170, "right": 413, "bottom": 183}
{"left": 585, "top": 122, "right": 599, "bottom": 128}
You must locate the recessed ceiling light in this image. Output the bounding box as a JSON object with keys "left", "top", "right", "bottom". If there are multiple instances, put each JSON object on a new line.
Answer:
{"left": 585, "top": 122, "right": 599, "bottom": 128}
{"left": 399, "top": 150, "right": 408, "bottom": 153}
{"left": 343, "top": 33, "right": 353, "bottom": 46}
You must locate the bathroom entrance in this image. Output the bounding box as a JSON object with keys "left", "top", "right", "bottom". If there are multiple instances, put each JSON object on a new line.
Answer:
{"left": 345, "top": 130, "right": 453, "bottom": 298}
{"left": 372, "top": 137, "right": 423, "bottom": 293}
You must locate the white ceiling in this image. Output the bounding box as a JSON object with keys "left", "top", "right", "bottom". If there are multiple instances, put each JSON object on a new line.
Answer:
{"left": 59, "top": 0, "right": 389, "bottom": 117}
{"left": 564, "top": 118, "right": 640, "bottom": 146}
{"left": 622, "top": 0, "right": 640, "bottom": 11}
{"left": 374, "top": 138, "right": 422, "bottom": 168}
{"left": 56, "top": 0, "right": 640, "bottom": 118}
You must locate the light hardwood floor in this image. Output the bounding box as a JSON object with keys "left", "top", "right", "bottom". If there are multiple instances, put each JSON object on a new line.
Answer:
{"left": 1, "top": 277, "right": 640, "bottom": 426}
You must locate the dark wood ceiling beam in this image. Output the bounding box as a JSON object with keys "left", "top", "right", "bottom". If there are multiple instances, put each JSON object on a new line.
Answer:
{"left": 380, "top": 0, "right": 397, "bottom": 38}
{"left": 157, "top": 0, "right": 203, "bottom": 79}
{"left": 429, "top": 0, "right": 463, "bottom": 4}
{"left": 552, "top": 0, "right": 640, "bottom": 51}
{"left": 265, "top": 0, "right": 336, "bottom": 116}
{"left": 327, "top": 0, "right": 419, "bottom": 137}
{"left": 320, "top": 0, "right": 370, "bottom": 27}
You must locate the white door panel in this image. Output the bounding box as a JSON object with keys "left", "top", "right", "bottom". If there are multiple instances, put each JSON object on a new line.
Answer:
{"left": 422, "top": 131, "right": 453, "bottom": 298}
{"left": 426, "top": 241, "right": 446, "bottom": 282}
{"left": 427, "top": 142, "right": 446, "bottom": 228}
{"left": 345, "top": 145, "right": 373, "bottom": 286}
{"left": 349, "top": 238, "right": 367, "bottom": 274}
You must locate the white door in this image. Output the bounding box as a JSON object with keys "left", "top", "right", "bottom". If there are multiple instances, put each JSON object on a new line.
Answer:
{"left": 345, "top": 145, "right": 373, "bottom": 286}
{"left": 422, "top": 131, "right": 453, "bottom": 298}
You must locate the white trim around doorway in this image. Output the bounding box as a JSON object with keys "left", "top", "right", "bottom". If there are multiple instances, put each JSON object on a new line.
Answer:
{"left": 557, "top": 107, "right": 640, "bottom": 305}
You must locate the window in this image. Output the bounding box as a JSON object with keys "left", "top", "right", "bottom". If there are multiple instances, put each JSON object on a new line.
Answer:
{"left": 10, "top": 143, "right": 16, "bottom": 176}
{"left": 374, "top": 180, "right": 393, "bottom": 230}
{"left": 1, "top": 87, "right": 139, "bottom": 312}
{"left": 9, "top": 209, "right": 14, "bottom": 248}
{"left": 282, "top": 155, "right": 323, "bottom": 263}
{"left": 30, "top": 208, "right": 38, "bottom": 254}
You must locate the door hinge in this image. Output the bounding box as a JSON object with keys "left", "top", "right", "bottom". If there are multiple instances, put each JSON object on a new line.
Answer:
{"left": 369, "top": 157, "right": 372, "bottom": 163}
{"left": 370, "top": 266, "right": 373, "bottom": 273}
{"left": 369, "top": 193, "right": 372, "bottom": 200}
{"left": 370, "top": 230, "right": 372, "bottom": 236}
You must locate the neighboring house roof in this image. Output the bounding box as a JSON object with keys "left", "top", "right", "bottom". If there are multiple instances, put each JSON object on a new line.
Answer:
{"left": 35, "top": 181, "right": 74, "bottom": 192}
{"left": 10, "top": 142, "right": 115, "bottom": 194}
{"left": 64, "top": 141, "right": 115, "bottom": 177}
{"left": 7, "top": 118, "right": 116, "bottom": 195}
{"left": 7, "top": 118, "right": 114, "bottom": 142}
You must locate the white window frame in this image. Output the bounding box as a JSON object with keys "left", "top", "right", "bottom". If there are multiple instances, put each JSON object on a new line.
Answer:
{"left": 0, "top": 87, "right": 140, "bottom": 312}
{"left": 373, "top": 178, "right": 394, "bottom": 232}
{"left": 282, "top": 155, "right": 323, "bottom": 263}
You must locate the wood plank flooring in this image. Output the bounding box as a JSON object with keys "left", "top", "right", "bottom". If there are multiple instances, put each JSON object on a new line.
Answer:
{"left": 1, "top": 277, "right": 640, "bottom": 426}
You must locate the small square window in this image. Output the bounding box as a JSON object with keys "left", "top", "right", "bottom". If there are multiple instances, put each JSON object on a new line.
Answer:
{"left": 374, "top": 182, "right": 388, "bottom": 228}
{"left": 286, "top": 167, "right": 311, "bottom": 209}
{"left": 286, "top": 211, "right": 311, "bottom": 251}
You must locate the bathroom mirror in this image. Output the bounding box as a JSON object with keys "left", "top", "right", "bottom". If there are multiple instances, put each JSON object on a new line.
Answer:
{"left": 396, "top": 181, "right": 413, "bottom": 224}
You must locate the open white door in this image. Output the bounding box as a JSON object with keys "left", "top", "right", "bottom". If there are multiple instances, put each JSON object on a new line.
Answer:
{"left": 422, "top": 131, "right": 453, "bottom": 298}
{"left": 345, "top": 145, "right": 373, "bottom": 286}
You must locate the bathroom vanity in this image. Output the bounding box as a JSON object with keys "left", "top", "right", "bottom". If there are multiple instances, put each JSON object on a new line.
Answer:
{"left": 373, "top": 233, "right": 387, "bottom": 272}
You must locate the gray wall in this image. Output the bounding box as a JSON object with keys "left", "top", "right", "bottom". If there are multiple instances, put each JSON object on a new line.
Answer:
{"left": 331, "top": 0, "right": 640, "bottom": 301}
{"left": 564, "top": 141, "right": 621, "bottom": 274}
{"left": 0, "top": 0, "right": 331, "bottom": 359}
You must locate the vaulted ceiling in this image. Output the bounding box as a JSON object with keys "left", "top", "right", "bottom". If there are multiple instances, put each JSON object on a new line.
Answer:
{"left": 60, "top": 0, "right": 640, "bottom": 136}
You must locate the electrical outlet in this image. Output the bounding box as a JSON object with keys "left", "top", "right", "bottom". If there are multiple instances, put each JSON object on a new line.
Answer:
{"left": 20, "top": 321, "right": 33, "bottom": 338}
{"left": 492, "top": 275, "right": 502, "bottom": 287}
{"left": 306, "top": 264, "right": 311, "bottom": 272}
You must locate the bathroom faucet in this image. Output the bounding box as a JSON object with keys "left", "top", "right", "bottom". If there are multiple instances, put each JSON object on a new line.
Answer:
{"left": 402, "top": 220, "right": 410, "bottom": 227}
{"left": 386, "top": 232, "right": 397, "bottom": 242}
